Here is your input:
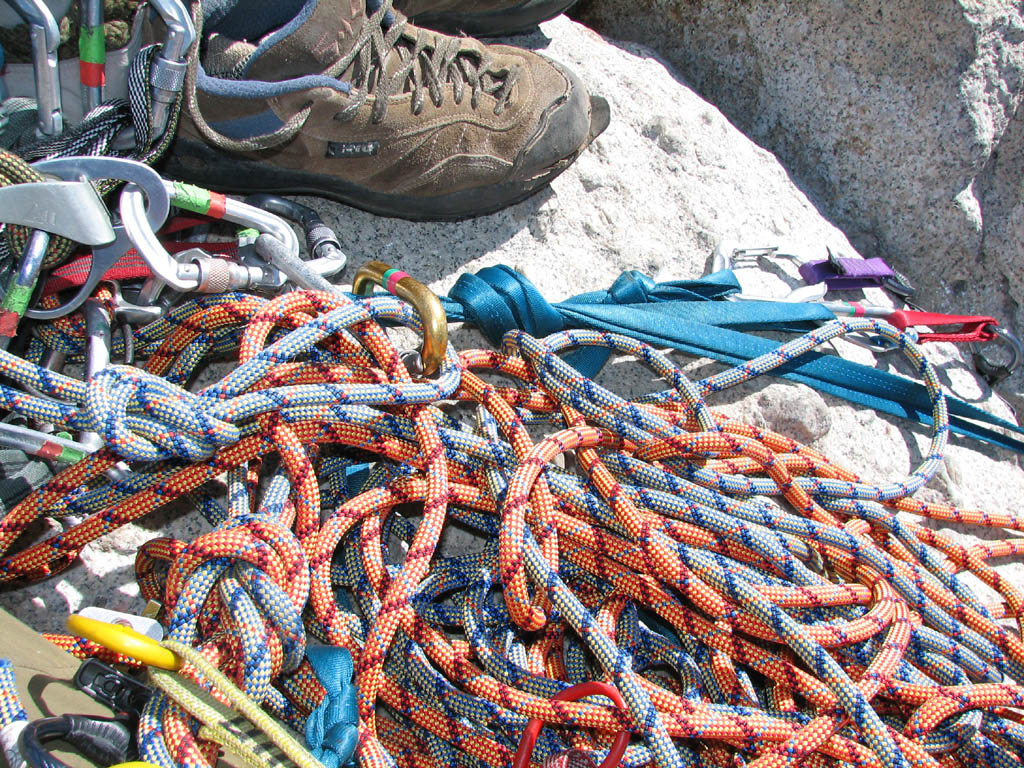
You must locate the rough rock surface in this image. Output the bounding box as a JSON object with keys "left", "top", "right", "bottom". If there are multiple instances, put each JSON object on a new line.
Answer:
{"left": 571, "top": 0, "right": 1024, "bottom": 407}
{"left": 2, "top": 17, "right": 1023, "bottom": 631}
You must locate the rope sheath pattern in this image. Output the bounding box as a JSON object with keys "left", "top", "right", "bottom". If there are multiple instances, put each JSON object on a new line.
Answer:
{"left": 2, "top": 289, "right": 1023, "bottom": 768}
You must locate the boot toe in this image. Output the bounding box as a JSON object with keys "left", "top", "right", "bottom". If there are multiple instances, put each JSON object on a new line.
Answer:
{"left": 512, "top": 59, "right": 596, "bottom": 179}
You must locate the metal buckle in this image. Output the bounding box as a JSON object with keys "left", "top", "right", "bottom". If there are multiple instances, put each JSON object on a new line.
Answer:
{"left": 73, "top": 658, "right": 153, "bottom": 721}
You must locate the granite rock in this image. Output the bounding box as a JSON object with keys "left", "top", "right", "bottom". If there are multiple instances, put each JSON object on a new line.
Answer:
{"left": 572, "top": 0, "right": 1024, "bottom": 407}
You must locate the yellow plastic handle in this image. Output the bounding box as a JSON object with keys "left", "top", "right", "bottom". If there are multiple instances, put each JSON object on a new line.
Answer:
{"left": 66, "top": 614, "right": 181, "bottom": 671}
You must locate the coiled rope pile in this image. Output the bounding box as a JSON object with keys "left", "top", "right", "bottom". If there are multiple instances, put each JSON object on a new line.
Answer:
{"left": 1, "top": 287, "right": 1023, "bottom": 768}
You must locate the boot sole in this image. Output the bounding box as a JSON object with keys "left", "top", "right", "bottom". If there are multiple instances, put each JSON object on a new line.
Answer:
{"left": 409, "top": 0, "right": 580, "bottom": 36}
{"left": 161, "top": 95, "right": 610, "bottom": 222}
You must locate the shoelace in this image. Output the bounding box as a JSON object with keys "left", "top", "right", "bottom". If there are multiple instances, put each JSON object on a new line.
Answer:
{"left": 185, "top": 0, "right": 518, "bottom": 153}
{"left": 328, "top": 0, "right": 519, "bottom": 123}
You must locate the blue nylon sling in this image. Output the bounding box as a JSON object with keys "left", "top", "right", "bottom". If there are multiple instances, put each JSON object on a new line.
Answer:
{"left": 441, "top": 265, "right": 1024, "bottom": 454}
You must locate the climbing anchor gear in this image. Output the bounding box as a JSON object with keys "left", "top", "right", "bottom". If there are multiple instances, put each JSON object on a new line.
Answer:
{"left": 0, "top": 179, "right": 115, "bottom": 244}
{"left": 120, "top": 178, "right": 295, "bottom": 294}
{"left": 23, "top": 156, "right": 171, "bottom": 320}
{"left": 245, "top": 194, "right": 348, "bottom": 279}
{"left": 78, "top": 0, "right": 105, "bottom": 111}
{"left": 712, "top": 241, "right": 828, "bottom": 302}
{"left": 142, "top": 0, "right": 194, "bottom": 142}
{"left": 69, "top": 616, "right": 332, "bottom": 768}
{"left": 74, "top": 658, "right": 154, "bottom": 721}
{"left": 971, "top": 322, "right": 1023, "bottom": 386}
{"left": 0, "top": 231, "right": 51, "bottom": 348}
{"left": 713, "top": 240, "right": 1023, "bottom": 387}
{"left": 799, "top": 245, "right": 916, "bottom": 298}
{"left": 0, "top": 421, "right": 89, "bottom": 462}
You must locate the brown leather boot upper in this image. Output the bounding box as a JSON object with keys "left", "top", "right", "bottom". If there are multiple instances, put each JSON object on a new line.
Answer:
{"left": 169, "top": 0, "right": 606, "bottom": 218}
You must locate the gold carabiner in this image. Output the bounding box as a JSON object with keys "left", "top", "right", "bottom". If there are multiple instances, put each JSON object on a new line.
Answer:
{"left": 352, "top": 261, "right": 448, "bottom": 376}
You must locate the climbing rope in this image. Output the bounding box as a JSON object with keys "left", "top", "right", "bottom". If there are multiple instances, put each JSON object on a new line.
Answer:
{"left": 1, "top": 285, "right": 1022, "bottom": 768}
{"left": 0, "top": 659, "right": 27, "bottom": 768}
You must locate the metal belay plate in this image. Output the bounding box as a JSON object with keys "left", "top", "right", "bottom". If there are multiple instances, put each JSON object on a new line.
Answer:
{"left": 0, "top": 180, "right": 115, "bottom": 244}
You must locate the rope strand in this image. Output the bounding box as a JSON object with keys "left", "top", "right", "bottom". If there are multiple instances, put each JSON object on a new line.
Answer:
{"left": 2, "top": 289, "right": 1021, "bottom": 768}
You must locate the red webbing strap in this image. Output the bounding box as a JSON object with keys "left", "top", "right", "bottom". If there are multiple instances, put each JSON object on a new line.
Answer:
{"left": 887, "top": 310, "right": 998, "bottom": 343}
{"left": 42, "top": 242, "right": 240, "bottom": 296}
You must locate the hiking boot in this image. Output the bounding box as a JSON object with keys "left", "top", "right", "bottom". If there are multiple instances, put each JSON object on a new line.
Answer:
{"left": 392, "top": 0, "right": 579, "bottom": 36}
{"left": 163, "top": 0, "right": 609, "bottom": 221}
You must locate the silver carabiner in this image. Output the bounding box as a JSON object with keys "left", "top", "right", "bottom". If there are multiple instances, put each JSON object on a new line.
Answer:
{"left": 244, "top": 194, "right": 348, "bottom": 279}
{"left": 146, "top": 0, "right": 195, "bottom": 139}
{"left": 712, "top": 240, "right": 828, "bottom": 303}
{"left": 120, "top": 179, "right": 296, "bottom": 294}
{"left": 7, "top": 0, "right": 63, "bottom": 136}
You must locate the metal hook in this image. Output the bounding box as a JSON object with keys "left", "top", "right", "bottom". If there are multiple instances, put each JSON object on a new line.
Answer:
{"left": 352, "top": 261, "right": 448, "bottom": 377}
{"left": 712, "top": 240, "right": 828, "bottom": 303}
{"left": 245, "top": 194, "right": 348, "bottom": 278}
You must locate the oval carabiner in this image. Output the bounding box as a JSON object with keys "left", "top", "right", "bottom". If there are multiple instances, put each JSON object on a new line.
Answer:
{"left": 352, "top": 261, "right": 448, "bottom": 376}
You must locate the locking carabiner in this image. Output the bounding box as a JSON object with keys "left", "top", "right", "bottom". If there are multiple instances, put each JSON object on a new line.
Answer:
{"left": 145, "top": 0, "right": 195, "bottom": 140}
{"left": 245, "top": 194, "right": 348, "bottom": 279}
{"left": 7, "top": 0, "right": 63, "bottom": 136}
{"left": 353, "top": 261, "right": 448, "bottom": 376}
{"left": 120, "top": 179, "right": 294, "bottom": 294}
{"left": 972, "top": 324, "right": 1023, "bottom": 387}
